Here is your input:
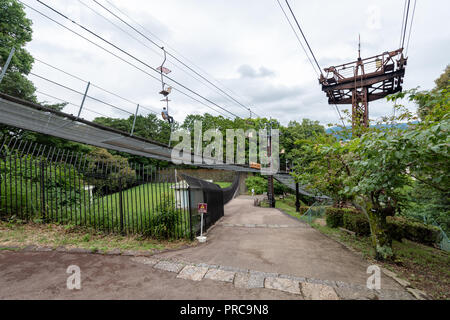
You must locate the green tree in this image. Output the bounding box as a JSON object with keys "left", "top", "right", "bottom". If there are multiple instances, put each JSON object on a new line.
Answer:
{"left": 0, "top": 0, "right": 36, "bottom": 102}
{"left": 292, "top": 89, "right": 449, "bottom": 260}
{"left": 417, "top": 65, "right": 450, "bottom": 120}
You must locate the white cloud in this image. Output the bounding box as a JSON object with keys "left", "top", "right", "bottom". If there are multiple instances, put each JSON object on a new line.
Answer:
{"left": 20, "top": 0, "right": 450, "bottom": 126}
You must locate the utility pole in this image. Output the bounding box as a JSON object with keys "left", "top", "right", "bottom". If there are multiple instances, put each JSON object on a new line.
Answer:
{"left": 267, "top": 121, "right": 276, "bottom": 208}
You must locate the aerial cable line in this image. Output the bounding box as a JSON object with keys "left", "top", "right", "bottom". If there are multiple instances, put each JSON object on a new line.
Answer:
{"left": 98, "top": 0, "right": 262, "bottom": 118}
{"left": 36, "top": 90, "right": 113, "bottom": 118}
{"left": 80, "top": 0, "right": 256, "bottom": 118}
{"left": 34, "top": 57, "right": 158, "bottom": 114}
{"left": 284, "top": 0, "right": 323, "bottom": 77}
{"left": 405, "top": 0, "right": 417, "bottom": 56}
{"left": 91, "top": 0, "right": 258, "bottom": 118}
{"left": 275, "top": 0, "right": 319, "bottom": 78}
{"left": 30, "top": 72, "right": 137, "bottom": 116}
{"left": 401, "top": 0, "right": 411, "bottom": 49}
{"left": 399, "top": 0, "right": 408, "bottom": 48}
{"left": 35, "top": 0, "right": 242, "bottom": 119}
{"left": 20, "top": 1, "right": 236, "bottom": 119}
{"left": 277, "top": 0, "right": 344, "bottom": 127}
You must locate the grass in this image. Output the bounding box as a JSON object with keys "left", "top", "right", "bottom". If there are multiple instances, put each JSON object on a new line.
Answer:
{"left": 215, "top": 181, "right": 232, "bottom": 188}
{"left": 276, "top": 196, "right": 450, "bottom": 300}
{"left": 0, "top": 220, "right": 192, "bottom": 253}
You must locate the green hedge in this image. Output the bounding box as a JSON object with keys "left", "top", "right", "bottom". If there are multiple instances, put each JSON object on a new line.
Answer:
{"left": 343, "top": 211, "right": 371, "bottom": 236}
{"left": 325, "top": 207, "right": 359, "bottom": 228}
{"left": 325, "top": 208, "right": 442, "bottom": 245}
{"left": 387, "top": 216, "right": 441, "bottom": 245}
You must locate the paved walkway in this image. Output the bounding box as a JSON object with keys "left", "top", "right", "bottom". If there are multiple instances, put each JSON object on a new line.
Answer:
{"left": 0, "top": 196, "right": 414, "bottom": 299}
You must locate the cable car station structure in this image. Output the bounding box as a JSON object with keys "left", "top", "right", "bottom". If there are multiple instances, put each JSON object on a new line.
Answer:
{"left": 320, "top": 48, "right": 407, "bottom": 127}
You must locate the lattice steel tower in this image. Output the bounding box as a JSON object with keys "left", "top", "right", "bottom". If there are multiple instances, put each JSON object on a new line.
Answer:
{"left": 320, "top": 44, "right": 407, "bottom": 127}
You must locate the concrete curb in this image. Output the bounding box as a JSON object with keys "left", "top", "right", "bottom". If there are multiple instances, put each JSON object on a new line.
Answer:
{"left": 0, "top": 243, "right": 195, "bottom": 258}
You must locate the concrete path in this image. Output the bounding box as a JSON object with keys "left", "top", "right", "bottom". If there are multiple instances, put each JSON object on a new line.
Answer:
{"left": 0, "top": 196, "right": 414, "bottom": 299}
{"left": 153, "top": 196, "right": 413, "bottom": 299}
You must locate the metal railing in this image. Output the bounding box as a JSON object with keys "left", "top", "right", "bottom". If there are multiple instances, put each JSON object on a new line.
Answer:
{"left": 0, "top": 136, "right": 193, "bottom": 239}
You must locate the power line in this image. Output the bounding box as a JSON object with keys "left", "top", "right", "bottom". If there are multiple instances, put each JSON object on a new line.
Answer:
{"left": 399, "top": 0, "right": 408, "bottom": 48}
{"left": 91, "top": 0, "right": 260, "bottom": 118}
{"left": 275, "top": 0, "right": 319, "bottom": 78}
{"left": 20, "top": 1, "right": 237, "bottom": 119}
{"left": 405, "top": 0, "right": 417, "bottom": 56}
{"left": 34, "top": 57, "right": 158, "bottom": 114}
{"left": 79, "top": 0, "right": 256, "bottom": 118}
{"left": 35, "top": 0, "right": 242, "bottom": 119}
{"left": 99, "top": 0, "right": 262, "bottom": 118}
{"left": 36, "top": 90, "right": 113, "bottom": 118}
{"left": 284, "top": 0, "right": 323, "bottom": 77}
{"left": 30, "top": 72, "right": 134, "bottom": 115}
{"left": 401, "top": 0, "right": 411, "bottom": 49}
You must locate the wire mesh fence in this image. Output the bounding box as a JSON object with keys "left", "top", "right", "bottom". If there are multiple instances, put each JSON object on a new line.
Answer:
{"left": 0, "top": 136, "right": 193, "bottom": 239}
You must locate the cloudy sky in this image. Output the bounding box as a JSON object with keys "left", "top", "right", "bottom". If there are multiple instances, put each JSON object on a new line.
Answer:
{"left": 22, "top": 0, "right": 450, "bottom": 126}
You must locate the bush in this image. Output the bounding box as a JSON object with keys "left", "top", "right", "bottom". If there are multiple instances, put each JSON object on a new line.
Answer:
{"left": 144, "top": 201, "right": 179, "bottom": 239}
{"left": 325, "top": 208, "right": 345, "bottom": 228}
{"left": 245, "top": 176, "right": 267, "bottom": 195}
{"left": 245, "top": 175, "right": 291, "bottom": 196}
{"left": 343, "top": 211, "right": 371, "bottom": 236}
{"left": 387, "top": 216, "right": 441, "bottom": 245}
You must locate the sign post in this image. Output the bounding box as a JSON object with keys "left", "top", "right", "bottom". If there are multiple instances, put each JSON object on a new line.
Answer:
{"left": 197, "top": 203, "right": 208, "bottom": 243}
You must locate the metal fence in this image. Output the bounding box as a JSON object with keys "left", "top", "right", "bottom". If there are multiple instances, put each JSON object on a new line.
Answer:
{"left": 0, "top": 136, "right": 192, "bottom": 239}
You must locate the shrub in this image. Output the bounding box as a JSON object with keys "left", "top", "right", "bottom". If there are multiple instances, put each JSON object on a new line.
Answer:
{"left": 245, "top": 175, "right": 291, "bottom": 195}
{"left": 343, "top": 211, "right": 371, "bottom": 236}
{"left": 325, "top": 208, "right": 345, "bottom": 228}
{"left": 387, "top": 216, "right": 441, "bottom": 245}
{"left": 144, "top": 200, "right": 179, "bottom": 239}
{"left": 245, "top": 176, "right": 267, "bottom": 195}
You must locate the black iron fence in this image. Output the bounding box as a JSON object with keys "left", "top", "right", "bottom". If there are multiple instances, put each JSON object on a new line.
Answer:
{"left": 0, "top": 136, "right": 192, "bottom": 239}
{"left": 182, "top": 173, "right": 240, "bottom": 235}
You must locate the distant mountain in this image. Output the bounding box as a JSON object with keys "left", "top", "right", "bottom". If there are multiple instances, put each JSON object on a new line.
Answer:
{"left": 326, "top": 122, "right": 418, "bottom": 139}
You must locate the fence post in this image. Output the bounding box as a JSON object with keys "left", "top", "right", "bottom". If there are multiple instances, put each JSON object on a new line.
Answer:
{"left": 0, "top": 47, "right": 15, "bottom": 84}
{"left": 119, "top": 177, "right": 124, "bottom": 234}
{"left": 187, "top": 186, "right": 193, "bottom": 240}
{"left": 77, "top": 81, "right": 90, "bottom": 118}
{"left": 40, "top": 161, "right": 46, "bottom": 222}
{"left": 295, "top": 182, "right": 300, "bottom": 213}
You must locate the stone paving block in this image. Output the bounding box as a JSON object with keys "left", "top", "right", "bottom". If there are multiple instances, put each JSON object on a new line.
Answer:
{"left": 279, "top": 274, "right": 307, "bottom": 283}
{"left": 177, "top": 265, "right": 208, "bottom": 281}
{"left": 247, "top": 274, "right": 265, "bottom": 289}
{"left": 234, "top": 273, "right": 251, "bottom": 289}
{"left": 204, "top": 269, "right": 236, "bottom": 283}
{"left": 34, "top": 246, "right": 53, "bottom": 252}
{"left": 154, "top": 261, "right": 185, "bottom": 273}
{"left": 220, "top": 265, "right": 248, "bottom": 273}
{"left": 250, "top": 270, "right": 279, "bottom": 278}
{"left": 67, "top": 248, "right": 91, "bottom": 254}
{"left": 131, "top": 257, "right": 158, "bottom": 266}
{"left": 121, "top": 250, "right": 139, "bottom": 256}
{"left": 335, "top": 287, "right": 379, "bottom": 300}
{"left": 377, "top": 289, "right": 415, "bottom": 300}
{"left": 104, "top": 248, "right": 121, "bottom": 255}
{"left": 301, "top": 282, "right": 339, "bottom": 300}
{"left": 406, "top": 288, "right": 428, "bottom": 300}
{"left": 265, "top": 277, "right": 301, "bottom": 295}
